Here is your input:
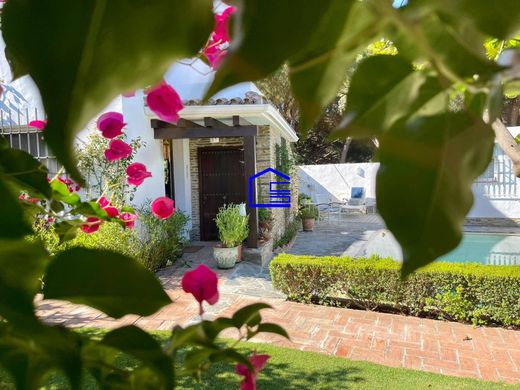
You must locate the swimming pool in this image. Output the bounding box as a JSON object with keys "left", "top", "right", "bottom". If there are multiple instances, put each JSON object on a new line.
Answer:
{"left": 439, "top": 233, "right": 520, "bottom": 265}
{"left": 359, "top": 230, "right": 520, "bottom": 265}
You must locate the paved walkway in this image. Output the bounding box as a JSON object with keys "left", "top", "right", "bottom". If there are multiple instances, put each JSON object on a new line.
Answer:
{"left": 36, "top": 218, "right": 520, "bottom": 385}
{"left": 287, "top": 214, "right": 385, "bottom": 257}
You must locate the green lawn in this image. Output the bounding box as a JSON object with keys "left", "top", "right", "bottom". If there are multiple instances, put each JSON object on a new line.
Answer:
{"left": 1, "top": 330, "right": 518, "bottom": 390}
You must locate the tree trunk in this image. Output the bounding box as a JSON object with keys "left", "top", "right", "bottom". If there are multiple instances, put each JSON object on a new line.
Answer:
{"left": 509, "top": 96, "right": 520, "bottom": 126}
{"left": 492, "top": 119, "right": 520, "bottom": 177}
{"left": 340, "top": 137, "right": 352, "bottom": 163}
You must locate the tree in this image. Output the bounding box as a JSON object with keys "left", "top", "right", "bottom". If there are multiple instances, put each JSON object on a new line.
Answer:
{"left": 258, "top": 63, "right": 378, "bottom": 164}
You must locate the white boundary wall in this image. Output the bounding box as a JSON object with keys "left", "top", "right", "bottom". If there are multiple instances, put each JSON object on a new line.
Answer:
{"left": 298, "top": 128, "right": 520, "bottom": 219}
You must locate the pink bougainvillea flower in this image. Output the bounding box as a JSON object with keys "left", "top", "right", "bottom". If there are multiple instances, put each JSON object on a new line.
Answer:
{"left": 181, "top": 264, "right": 219, "bottom": 315}
{"left": 126, "top": 162, "right": 152, "bottom": 186}
{"left": 97, "top": 196, "right": 111, "bottom": 208}
{"left": 151, "top": 196, "right": 175, "bottom": 219}
{"left": 202, "top": 6, "right": 236, "bottom": 69}
{"left": 97, "top": 112, "right": 126, "bottom": 139}
{"left": 80, "top": 217, "right": 102, "bottom": 234}
{"left": 57, "top": 176, "right": 78, "bottom": 192}
{"left": 18, "top": 193, "right": 39, "bottom": 203}
{"left": 235, "top": 352, "right": 270, "bottom": 390}
{"left": 146, "top": 81, "right": 183, "bottom": 123}
{"left": 104, "top": 206, "right": 119, "bottom": 218}
{"left": 213, "top": 6, "right": 236, "bottom": 43}
{"left": 120, "top": 212, "right": 137, "bottom": 229}
{"left": 203, "top": 42, "right": 228, "bottom": 69}
{"left": 104, "top": 139, "right": 133, "bottom": 161}
{"left": 29, "top": 120, "right": 47, "bottom": 131}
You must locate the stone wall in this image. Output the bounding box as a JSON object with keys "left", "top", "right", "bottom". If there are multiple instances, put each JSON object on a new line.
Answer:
{"left": 189, "top": 137, "right": 243, "bottom": 240}
{"left": 188, "top": 125, "right": 296, "bottom": 243}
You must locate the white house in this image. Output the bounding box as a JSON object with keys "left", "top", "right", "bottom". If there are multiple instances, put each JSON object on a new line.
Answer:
{"left": 0, "top": 56, "right": 299, "bottom": 248}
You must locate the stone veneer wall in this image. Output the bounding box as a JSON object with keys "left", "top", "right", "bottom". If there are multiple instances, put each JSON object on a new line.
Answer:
{"left": 255, "top": 127, "right": 298, "bottom": 243}
{"left": 188, "top": 126, "right": 272, "bottom": 240}
{"left": 188, "top": 125, "right": 296, "bottom": 242}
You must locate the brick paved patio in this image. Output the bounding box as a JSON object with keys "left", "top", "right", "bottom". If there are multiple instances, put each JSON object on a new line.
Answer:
{"left": 36, "top": 220, "right": 520, "bottom": 385}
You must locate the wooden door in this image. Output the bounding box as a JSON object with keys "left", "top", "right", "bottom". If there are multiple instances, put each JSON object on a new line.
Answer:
{"left": 199, "top": 147, "right": 245, "bottom": 241}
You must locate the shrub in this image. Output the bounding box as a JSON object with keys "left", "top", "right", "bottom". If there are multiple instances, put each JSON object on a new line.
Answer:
{"left": 274, "top": 217, "right": 301, "bottom": 249}
{"left": 215, "top": 203, "right": 249, "bottom": 247}
{"left": 270, "top": 254, "right": 520, "bottom": 327}
{"left": 137, "top": 204, "right": 190, "bottom": 271}
{"left": 32, "top": 205, "right": 190, "bottom": 273}
{"left": 31, "top": 218, "right": 141, "bottom": 258}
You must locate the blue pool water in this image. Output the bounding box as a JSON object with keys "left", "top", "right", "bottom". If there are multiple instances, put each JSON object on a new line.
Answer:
{"left": 360, "top": 231, "right": 520, "bottom": 265}
{"left": 437, "top": 233, "right": 520, "bottom": 265}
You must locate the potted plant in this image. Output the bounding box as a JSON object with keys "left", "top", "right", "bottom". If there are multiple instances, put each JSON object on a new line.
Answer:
{"left": 299, "top": 203, "right": 318, "bottom": 232}
{"left": 213, "top": 203, "right": 249, "bottom": 268}
{"left": 258, "top": 208, "right": 273, "bottom": 232}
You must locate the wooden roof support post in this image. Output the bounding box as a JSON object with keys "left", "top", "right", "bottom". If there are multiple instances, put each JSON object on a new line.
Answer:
{"left": 244, "top": 135, "right": 258, "bottom": 248}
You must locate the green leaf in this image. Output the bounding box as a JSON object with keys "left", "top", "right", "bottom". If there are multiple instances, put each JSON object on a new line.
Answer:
{"left": 390, "top": 9, "right": 500, "bottom": 81}
{"left": 231, "top": 303, "right": 272, "bottom": 328}
{"left": 101, "top": 325, "right": 173, "bottom": 389}
{"left": 50, "top": 179, "right": 81, "bottom": 206}
{"left": 443, "top": 0, "right": 520, "bottom": 40}
{"left": 0, "top": 239, "right": 49, "bottom": 295}
{"left": 71, "top": 201, "right": 108, "bottom": 218}
{"left": 0, "top": 179, "right": 33, "bottom": 239}
{"left": 209, "top": 1, "right": 381, "bottom": 130}
{"left": 504, "top": 80, "right": 520, "bottom": 99}
{"left": 53, "top": 221, "right": 81, "bottom": 244}
{"left": 43, "top": 248, "right": 172, "bottom": 318}
{"left": 0, "top": 239, "right": 49, "bottom": 329}
{"left": 334, "top": 55, "right": 445, "bottom": 138}
{"left": 120, "top": 205, "right": 135, "bottom": 213}
{"left": 255, "top": 323, "right": 290, "bottom": 340}
{"left": 376, "top": 113, "right": 494, "bottom": 276}
{"left": 208, "top": 1, "right": 332, "bottom": 94}
{"left": 3, "top": 0, "right": 213, "bottom": 182}
{"left": 200, "top": 317, "right": 235, "bottom": 340}
{"left": 289, "top": 2, "right": 380, "bottom": 130}
{"left": 0, "top": 325, "right": 83, "bottom": 390}
{"left": 0, "top": 148, "right": 51, "bottom": 198}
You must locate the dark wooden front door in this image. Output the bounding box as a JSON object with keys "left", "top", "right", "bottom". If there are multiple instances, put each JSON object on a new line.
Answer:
{"left": 198, "top": 147, "right": 245, "bottom": 241}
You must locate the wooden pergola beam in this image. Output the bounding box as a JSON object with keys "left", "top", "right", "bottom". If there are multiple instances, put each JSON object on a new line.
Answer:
{"left": 244, "top": 135, "right": 258, "bottom": 248}
{"left": 153, "top": 125, "right": 258, "bottom": 139}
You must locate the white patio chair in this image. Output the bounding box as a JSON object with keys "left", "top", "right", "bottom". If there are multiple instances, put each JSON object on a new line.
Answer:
{"left": 315, "top": 194, "right": 331, "bottom": 223}
{"left": 340, "top": 187, "right": 367, "bottom": 214}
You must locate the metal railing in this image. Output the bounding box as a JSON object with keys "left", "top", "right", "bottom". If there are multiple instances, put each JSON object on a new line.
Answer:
{"left": 0, "top": 107, "right": 62, "bottom": 176}
{"left": 473, "top": 145, "right": 520, "bottom": 199}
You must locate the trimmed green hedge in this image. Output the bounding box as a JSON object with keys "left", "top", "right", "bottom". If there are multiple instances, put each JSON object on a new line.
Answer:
{"left": 269, "top": 254, "right": 520, "bottom": 327}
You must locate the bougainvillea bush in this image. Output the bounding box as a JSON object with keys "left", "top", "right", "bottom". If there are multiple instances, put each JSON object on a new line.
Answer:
{"left": 1, "top": 0, "right": 520, "bottom": 388}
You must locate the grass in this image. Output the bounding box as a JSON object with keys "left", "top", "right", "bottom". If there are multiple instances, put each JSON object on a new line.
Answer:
{"left": 0, "top": 329, "right": 517, "bottom": 390}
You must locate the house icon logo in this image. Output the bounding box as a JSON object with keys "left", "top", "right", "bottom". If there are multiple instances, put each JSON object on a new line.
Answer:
{"left": 249, "top": 168, "right": 291, "bottom": 208}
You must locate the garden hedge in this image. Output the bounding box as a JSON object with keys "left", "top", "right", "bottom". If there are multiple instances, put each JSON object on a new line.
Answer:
{"left": 270, "top": 254, "right": 520, "bottom": 327}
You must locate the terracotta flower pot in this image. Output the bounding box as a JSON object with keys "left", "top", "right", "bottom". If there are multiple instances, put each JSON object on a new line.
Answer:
{"left": 236, "top": 244, "right": 243, "bottom": 263}
{"left": 302, "top": 218, "right": 315, "bottom": 232}
{"left": 213, "top": 245, "right": 238, "bottom": 269}
{"left": 259, "top": 220, "right": 273, "bottom": 231}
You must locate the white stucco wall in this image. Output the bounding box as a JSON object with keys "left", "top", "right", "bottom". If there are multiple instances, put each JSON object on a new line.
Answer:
{"left": 299, "top": 132, "right": 520, "bottom": 219}
{"left": 298, "top": 163, "right": 379, "bottom": 204}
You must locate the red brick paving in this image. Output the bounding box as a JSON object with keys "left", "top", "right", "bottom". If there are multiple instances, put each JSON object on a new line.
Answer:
{"left": 34, "top": 252, "right": 520, "bottom": 385}
{"left": 36, "top": 293, "right": 520, "bottom": 384}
